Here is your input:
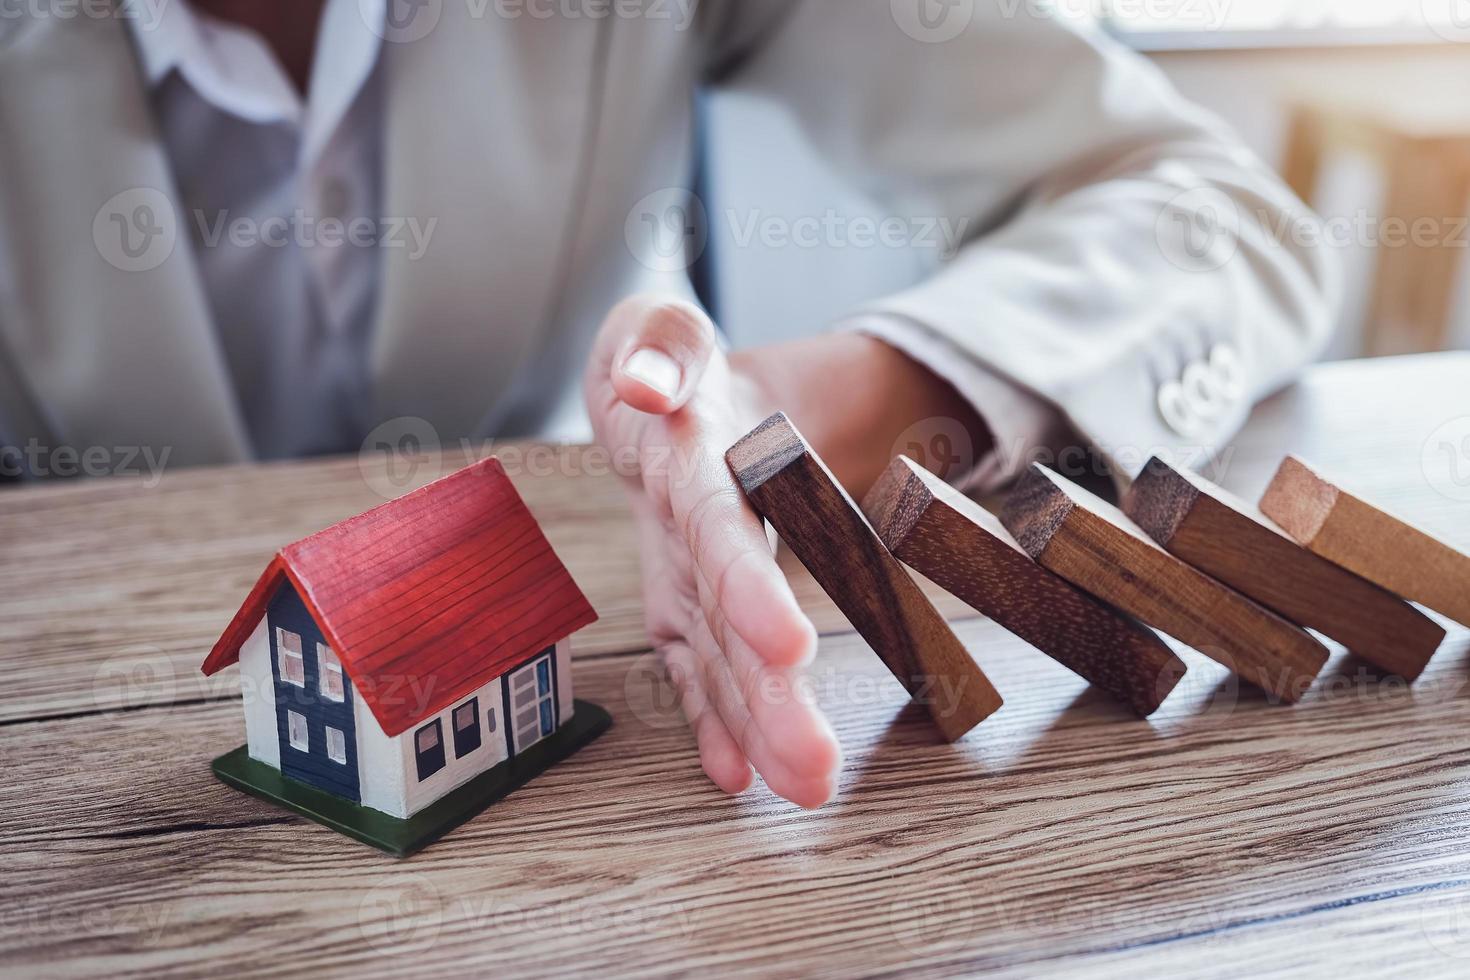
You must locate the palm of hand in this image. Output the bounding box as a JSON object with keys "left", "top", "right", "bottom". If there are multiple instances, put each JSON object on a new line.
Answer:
{"left": 585, "top": 297, "right": 841, "bottom": 808}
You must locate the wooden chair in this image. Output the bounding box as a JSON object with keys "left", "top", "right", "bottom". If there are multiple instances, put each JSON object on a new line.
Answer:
{"left": 1282, "top": 101, "right": 1470, "bottom": 356}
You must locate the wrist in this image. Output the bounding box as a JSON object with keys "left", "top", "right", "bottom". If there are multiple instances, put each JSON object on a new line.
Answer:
{"left": 728, "top": 333, "right": 992, "bottom": 497}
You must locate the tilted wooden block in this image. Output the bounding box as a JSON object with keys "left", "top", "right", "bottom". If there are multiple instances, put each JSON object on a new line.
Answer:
{"left": 1260, "top": 455, "right": 1470, "bottom": 627}
{"left": 1125, "top": 456, "right": 1446, "bottom": 680}
{"left": 1000, "top": 464, "right": 1329, "bottom": 703}
{"left": 725, "top": 414, "right": 1003, "bottom": 741}
{"left": 863, "top": 457, "right": 1187, "bottom": 717}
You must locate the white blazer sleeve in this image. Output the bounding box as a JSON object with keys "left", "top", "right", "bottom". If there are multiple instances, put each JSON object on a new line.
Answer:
{"left": 708, "top": 0, "right": 1340, "bottom": 482}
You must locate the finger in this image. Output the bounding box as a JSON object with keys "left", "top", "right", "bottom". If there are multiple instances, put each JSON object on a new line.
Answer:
{"left": 630, "top": 501, "right": 749, "bottom": 792}
{"left": 590, "top": 295, "right": 718, "bottom": 414}
{"left": 695, "top": 566, "right": 841, "bottom": 782}
{"left": 663, "top": 642, "right": 755, "bottom": 795}
{"left": 691, "top": 616, "right": 838, "bottom": 809}
{"left": 671, "top": 458, "right": 817, "bottom": 669}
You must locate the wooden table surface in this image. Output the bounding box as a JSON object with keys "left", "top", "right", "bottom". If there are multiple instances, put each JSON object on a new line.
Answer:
{"left": 4, "top": 353, "right": 1470, "bottom": 979}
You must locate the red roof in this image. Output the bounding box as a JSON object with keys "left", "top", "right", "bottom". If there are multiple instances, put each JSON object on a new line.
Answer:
{"left": 201, "top": 458, "right": 597, "bottom": 737}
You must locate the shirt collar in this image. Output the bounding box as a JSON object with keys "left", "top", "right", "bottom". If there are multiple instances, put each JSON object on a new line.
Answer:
{"left": 302, "top": 0, "right": 385, "bottom": 167}
{"left": 127, "top": 0, "right": 180, "bottom": 88}
{"left": 128, "top": 1, "right": 300, "bottom": 126}
{"left": 127, "top": 0, "right": 386, "bottom": 145}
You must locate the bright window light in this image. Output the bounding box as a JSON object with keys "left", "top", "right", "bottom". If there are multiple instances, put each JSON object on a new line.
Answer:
{"left": 1104, "top": 0, "right": 1462, "bottom": 33}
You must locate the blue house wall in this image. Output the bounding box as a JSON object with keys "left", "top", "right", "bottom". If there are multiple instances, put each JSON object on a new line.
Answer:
{"left": 268, "top": 582, "right": 361, "bottom": 803}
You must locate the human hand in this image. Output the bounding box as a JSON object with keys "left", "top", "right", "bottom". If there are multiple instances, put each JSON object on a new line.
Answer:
{"left": 584, "top": 295, "right": 843, "bottom": 808}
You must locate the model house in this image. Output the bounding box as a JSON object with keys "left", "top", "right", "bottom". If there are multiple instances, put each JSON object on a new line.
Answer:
{"left": 200, "top": 457, "right": 609, "bottom": 853}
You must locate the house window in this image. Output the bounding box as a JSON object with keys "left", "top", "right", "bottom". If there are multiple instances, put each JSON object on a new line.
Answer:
{"left": 287, "top": 710, "right": 309, "bottom": 751}
{"left": 511, "top": 650, "right": 556, "bottom": 750}
{"left": 276, "top": 628, "right": 305, "bottom": 687}
{"left": 325, "top": 725, "right": 347, "bottom": 765}
{"left": 414, "top": 719, "right": 445, "bottom": 781}
{"left": 317, "top": 643, "right": 345, "bottom": 702}
{"left": 453, "top": 698, "right": 481, "bottom": 758}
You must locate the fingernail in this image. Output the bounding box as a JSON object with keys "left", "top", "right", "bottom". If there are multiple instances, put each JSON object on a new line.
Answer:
{"left": 623, "top": 348, "right": 683, "bottom": 399}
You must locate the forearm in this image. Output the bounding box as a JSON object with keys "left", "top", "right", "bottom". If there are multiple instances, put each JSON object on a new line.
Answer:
{"left": 718, "top": 2, "right": 1336, "bottom": 484}
{"left": 729, "top": 333, "right": 992, "bottom": 498}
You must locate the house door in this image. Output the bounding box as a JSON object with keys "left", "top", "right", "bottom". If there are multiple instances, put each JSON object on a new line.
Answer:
{"left": 504, "top": 646, "right": 558, "bottom": 757}
{"left": 268, "top": 583, "right": 361, "bottom": 803}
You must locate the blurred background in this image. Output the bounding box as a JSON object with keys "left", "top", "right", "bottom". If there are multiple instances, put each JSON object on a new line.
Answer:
{"left": 706, "top": 1, "right": 1470, "bottom": 361}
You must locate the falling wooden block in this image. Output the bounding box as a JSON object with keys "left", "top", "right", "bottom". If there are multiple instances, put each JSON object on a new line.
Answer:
{"left": 1125, "top": 456, "right": 1446, "bottom": 680}
{"left": 1000, "top": 464, "right": 1329, "bottom": 703}
{"left": 1260, "top": 455, "right": 1470, "bottom": 627}
{"left": 726, "top": 413, "right": 1003, "bottom": 741}
{"left": 863, "top": 456, "right": 1187, "bottom": 717}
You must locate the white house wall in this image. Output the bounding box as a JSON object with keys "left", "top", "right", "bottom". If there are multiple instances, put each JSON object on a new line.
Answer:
{"left": 353, "top": 688, "right": 408, "bottom": 819}
{"left": 397, "top": 675, "right": 509, "bottom": 818}
{"left": 556, "top": 638, "right": 574, "bottom": 724}
{"left": 238, "top": 619, "right": 279, "bottom": 769}
{"left": 340, "top": 642, "right": 580, "bottom": 820}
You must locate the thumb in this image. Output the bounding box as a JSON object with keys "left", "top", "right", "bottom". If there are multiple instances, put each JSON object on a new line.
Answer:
{"left": 594, "top": 295, "right": 719, "bottom": 415}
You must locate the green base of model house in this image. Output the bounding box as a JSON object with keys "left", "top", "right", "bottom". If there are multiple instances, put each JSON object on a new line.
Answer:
{"left": 212, "top": 699, "right": 613, "bottom": 857}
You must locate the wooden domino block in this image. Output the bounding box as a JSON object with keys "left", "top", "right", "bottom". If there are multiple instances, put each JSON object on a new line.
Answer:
{"left": 726, "top": 413, "right": 1003, "bottom": 741}
{"left": 863, "top": 456, "right": 1187, "bottom": 717}
{"left": 1000, "top": 464, "right": 1329, "bottom": 703}
{"left": 1260, "top": 455, "right": 1470, "bottom": 627}
{"left": 1125, "top": 456, "right": 1446, "bottom": 680}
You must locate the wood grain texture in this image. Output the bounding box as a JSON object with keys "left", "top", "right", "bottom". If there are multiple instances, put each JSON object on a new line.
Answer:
{"left": 864, "top": 456, "right": 1186, "bottom": 717}
{"left": 1261, "top": 455, "right": 1470, "bottom": 627}
{"left": 1002, "top": 464, "right": 1330, "bottom": 704}
{"left": 3, "top": 354, "right": 1470, "bottom": 979}
{"left": 726, "top": 413, "right": 1002, "bottom": 741}
{"left": 0, "top": 444, "right": 973, "bottom": 724}
{"left": 4, "top": 620, "right": 1470, "bottom": 979}
{"left": 1125, "top": 456, "right": 1446, "bottom": 680}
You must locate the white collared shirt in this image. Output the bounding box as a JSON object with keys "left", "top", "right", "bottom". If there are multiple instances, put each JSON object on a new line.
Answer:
{"left": 126, "top": 0, "right": 1055, "bottom": 485}
{"left": 129, "top": 0, "right": 386, "bottom": 458}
